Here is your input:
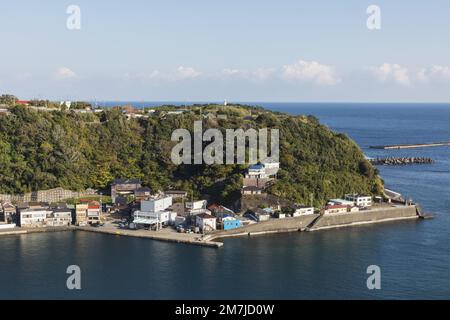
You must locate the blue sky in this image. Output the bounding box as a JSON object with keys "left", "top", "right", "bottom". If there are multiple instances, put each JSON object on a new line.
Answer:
{"left": 1, "top": 0, "right": 450, "bottom": 102}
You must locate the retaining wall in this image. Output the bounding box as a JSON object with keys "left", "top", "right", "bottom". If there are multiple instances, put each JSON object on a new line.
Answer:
{"left": 309, "top": 205, "right": 418, "bottom": 231}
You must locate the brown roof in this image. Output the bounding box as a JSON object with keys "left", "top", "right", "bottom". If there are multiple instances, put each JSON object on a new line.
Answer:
{"left": 196, "top": 213, "right": 215, "bottom": 219}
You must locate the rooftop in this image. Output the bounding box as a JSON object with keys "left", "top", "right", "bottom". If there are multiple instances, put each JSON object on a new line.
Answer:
{"left": 249, "top": 164, "right": 264, "bottom": 170}
{"left": 112, "top": 178, "right": 142, "bottom": 185}
{"left": 196, "top": 213, "right": 215, "bottom": 219}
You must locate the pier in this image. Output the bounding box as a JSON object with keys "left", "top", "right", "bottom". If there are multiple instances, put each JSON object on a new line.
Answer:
{"left": 368, "top": 157, "right": 434, "bottom": 166}
{"left": 370, "top": 141, "right": 450, "bottom": 150}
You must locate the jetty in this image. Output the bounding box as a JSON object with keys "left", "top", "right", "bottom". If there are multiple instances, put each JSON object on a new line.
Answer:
{"left": 370, "top": 141, "right": 450, "bottom": 150}
{"left": 368, "top": 157, "right": 433, "bottom": 166}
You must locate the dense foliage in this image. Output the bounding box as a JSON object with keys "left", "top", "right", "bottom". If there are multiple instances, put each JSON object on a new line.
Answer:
{"left": 0, "top": 104, "right": 383, "bottom": 207}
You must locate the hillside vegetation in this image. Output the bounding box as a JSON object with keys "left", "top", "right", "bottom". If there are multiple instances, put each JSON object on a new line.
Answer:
{"left": 0, "top": 104, "right": 383, "bottom": 206}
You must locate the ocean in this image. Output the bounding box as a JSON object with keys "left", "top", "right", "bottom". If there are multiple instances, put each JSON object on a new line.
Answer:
{"left": 1, "top": 103, "right": 449, "bottom": 299}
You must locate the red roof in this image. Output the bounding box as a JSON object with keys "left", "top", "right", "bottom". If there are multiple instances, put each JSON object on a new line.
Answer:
{"left": 207, "top": 204, "right": 219, "bottom": 211}
{"left": 16, "top": 100, "right": 30, "bottom": 105}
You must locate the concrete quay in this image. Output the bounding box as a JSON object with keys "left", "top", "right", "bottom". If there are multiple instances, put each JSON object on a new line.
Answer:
{"left": 76, "top": 224, "right": 223, "bottom": 248}
{"left": 0, "top": 205, "right": 424, "bottom": 247}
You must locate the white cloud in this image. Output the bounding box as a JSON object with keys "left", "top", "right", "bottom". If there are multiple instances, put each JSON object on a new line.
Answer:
{"left": 222, "top": 67, "right": 276, "bottom": 81}
{"left": 282, "top": 60, "right": 340, "bottom": 86}
{"left": 369, "top": 63, "right": 410, "bottom": 86}
{"left": 172, "top": 66, "right": 201, "bottom": 80}
{"left": 123, "top": 66, "right": 201, "bottom": 82}
{"left": 222, "top": 68, "right": 242, "bottom": 76}
{"left": 252, "top": 68, "right": 277, "bottom": 81}
{"left": 15, "top": 73, "right": 32, "bottom": 81}
{"left": 417, "top": 65, "right": 450, "bottom": 83}
{"left": 54, "top": 67, "right": 76, "bottom": 80}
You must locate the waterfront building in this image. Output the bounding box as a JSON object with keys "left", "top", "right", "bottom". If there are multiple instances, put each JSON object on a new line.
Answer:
{"left": 75, "top": 201, "right": 101, "bottom": 225}
{"left": 255, "top": 208, "right": 272, "bottom": 221}
{"left": 46, "top": 207, "right": 72, "bottom": 227}
{"left": 75, "top": 203, "right": 88, "bottom": 226}
{"left": 207, "top": 204, "right": 235, "bottom": 220}
{"left": 110, "top": 178, "right": 142, "bottom": 203}
{"left": 87, "top": 201, "right": 101, "bottom": 225}
{"left": 133, "top": 210, "right": 170, "bottom": 225}
{"left": 323, "top": 204, "right": 348, "bottom": 215}
{"left": 19, "top": 206, "right": 51, "bottom": 227}
{"left": 293, "top": 206, "right": 315, "bottom": 216}
{"left": 141, "top": 196, "right": 173, "bottom": 212}
{"left": 195, "top": 213, "right": 217, "bottom": 231}
{"left": 345, "top": 194, "right": 372, "bottom": 208}
{"left": 0, "top": 202, "right": 16, "bottom": 223}
{"left": 133, "top": 196, "right": 177, "bottom": 228}
{"left": 174, "top": 216, "right": 186, "bottom": 227}
{"left": 222, "top": 217, "right": 242, "bottom": 230}
{"left": 349, "top": 206, "right": 360, "bottom": 213}
{"left": 186, "top": 200, "right": 211, "bottom": 216}
{"left": 133, "top": 209, "right": 177, "bottom": 227}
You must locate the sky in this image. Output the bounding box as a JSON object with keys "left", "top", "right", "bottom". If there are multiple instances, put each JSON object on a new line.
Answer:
{"left": 1, "top": 0, "right": 450, "bottom": 102}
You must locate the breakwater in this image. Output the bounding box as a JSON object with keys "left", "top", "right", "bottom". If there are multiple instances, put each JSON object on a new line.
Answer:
{"left": 207, "top": 205, "right": 421, "bottom": 241}
{"left": 206, "top": 214, "right": 320, "bottom": 240}
{"left": 369, "top": 157, "right": 433, "bottom": 165}
{"left": 370, "top": 141, "right": 450, "bottom": 149}
{"left": 307, "top": 205, "right": 419, "bottom": 231}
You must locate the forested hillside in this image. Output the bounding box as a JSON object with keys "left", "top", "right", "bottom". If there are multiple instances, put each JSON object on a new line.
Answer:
{"left": 0, "top": 105, "right": 383, "bottom": 206}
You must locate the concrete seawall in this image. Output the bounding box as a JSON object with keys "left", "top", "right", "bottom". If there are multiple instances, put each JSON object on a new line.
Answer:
{"left": 207, "top": 205, "right": 420, "bottom": 241}
{"left": 77, "top": 226, "right": 223, "bottom": 248}
{"left": 0, "top": 206, "right": 422, "bottom": 247}
{"left": 207, "top": 214, "right": 320, "bottom": 240}
{"left": 308, "top": 205, "right": 418, "bottom": 231}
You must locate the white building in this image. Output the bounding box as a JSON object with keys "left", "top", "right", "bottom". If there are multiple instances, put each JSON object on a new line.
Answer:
{"left": 186, "top": 200, "right": 207, "bottom": 211}
{"left": 327, "top": 199, "right": 355, "bottom": 206}
{"left": 247, "top": 164, "right": 268, "bottom": 178}
{"left": 46, "top": 208, "right": 72, "bottom": 227}
{"left": 186, "top": 200, "right": 211, "bottom": 216}
{"left": 133, "top": 210, "right": 173, "bottom": 225}
{"left": 19, "top": 207, "right": 51, "bottom": 227}
{"left": 293, "top": 206, "right": 315, "bottom": 216}
{"left": 141, "top": 196, "right": 173, "bottom": 212}
{"left": 345, "top": 194, "right": 372, "bottom": 208}
{"left": 195, "top": 213, "right": 217, "bottom": 231}
{"left": 134, "top": 196, "right": 177, "bottom": 228}
{"left": 261, "top": 160, "right": 280, "bottom": 176}
{"left": 323, "top": 205, "right": 348, "bottom": 215}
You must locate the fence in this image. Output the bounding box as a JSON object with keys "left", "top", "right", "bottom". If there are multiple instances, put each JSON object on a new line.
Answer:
{"left": 0, "top": 187, "right": 98, "bottom": 204}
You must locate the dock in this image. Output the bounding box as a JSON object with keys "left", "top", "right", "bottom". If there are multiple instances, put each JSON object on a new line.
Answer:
{"left": 76, "top": 225, "right": 223, "bottom": 248}
{"left": 368, "top": 157, "right": 433, "bottom": 166}
{"left": 370, "top": 141, "right": 450, "bottom": 150}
